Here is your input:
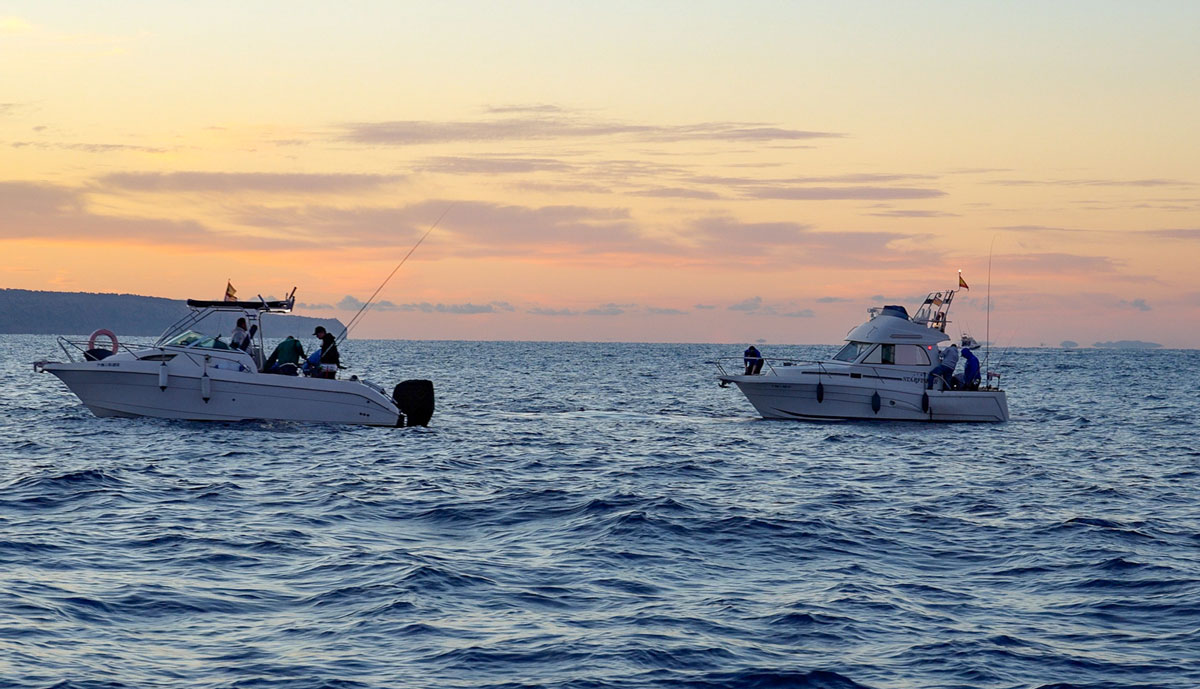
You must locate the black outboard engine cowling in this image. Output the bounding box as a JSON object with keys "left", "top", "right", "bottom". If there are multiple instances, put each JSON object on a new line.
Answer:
{"left": 392, "top": 380, "right": 435, "bottom": 427}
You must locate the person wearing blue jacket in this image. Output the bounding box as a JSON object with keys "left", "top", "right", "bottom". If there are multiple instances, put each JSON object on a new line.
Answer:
{"left": 956, "top": 346, "right": 981, "bottom": 390}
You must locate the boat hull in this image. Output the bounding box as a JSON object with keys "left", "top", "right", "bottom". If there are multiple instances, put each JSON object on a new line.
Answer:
{"left": 43, "top": 362, "right": 403, "bottom": 426}
{"left": 722, "top": 375, "right": 1009, "bottom": 423}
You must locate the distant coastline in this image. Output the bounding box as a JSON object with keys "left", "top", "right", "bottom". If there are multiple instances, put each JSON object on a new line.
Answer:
{"left": 0, "top": 288, "right": 344, "bottom": 339}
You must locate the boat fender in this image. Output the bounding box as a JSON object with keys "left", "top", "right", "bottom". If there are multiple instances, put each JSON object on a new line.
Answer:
{"left": 816, "top": 382, "right": 824, "bottom": 403}
{"left": 159, "top": 361, "right": 169, "bottom": 391}
{"left": 921, "top": 392, "right": 929, "bottom": 413}
{"left": 392, "top": 380, "right": 435, "bottom": 427}
{"left": 87, "top": 328, "right": 119, "bottom": 354}
{"left": 201, "top": 356, "right": 211, "bottom": 403}
{"left": 871, "top": 391, "right": 881, "bottom": 414}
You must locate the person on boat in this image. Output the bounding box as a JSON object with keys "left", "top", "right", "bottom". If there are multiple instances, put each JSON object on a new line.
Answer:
{"left": 231, "top": 318, "right": 250, "bottom": 351}
{"left": 264, "top": 335, "right": 305, "bottom": 375}
{"left": 926, "top": 343, "right": 959, "bottom": 390}
{"left": 306, "top": 328, "right": 341, "bottom": 378}
{"left": 743, "top": 345, "right": 764, "bottom": 375}
{"left": 955, "top": 345, "right": 981, "bottom": 391}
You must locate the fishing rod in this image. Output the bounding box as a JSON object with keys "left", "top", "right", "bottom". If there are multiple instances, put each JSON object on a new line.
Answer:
{"left": 985, "top": 234, "right": 997, "bottom": 386}
{"left": 335, "top": 204, "right": 454, "bottom": 345}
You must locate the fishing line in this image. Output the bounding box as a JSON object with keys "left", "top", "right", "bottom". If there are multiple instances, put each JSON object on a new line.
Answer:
{"left": 336, "top": 204, "right": 453, "bottom": 345}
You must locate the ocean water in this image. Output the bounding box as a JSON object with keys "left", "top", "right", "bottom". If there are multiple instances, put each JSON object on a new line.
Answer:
{"left": 1, "top": 336, "right": 1198, "bottom": 689}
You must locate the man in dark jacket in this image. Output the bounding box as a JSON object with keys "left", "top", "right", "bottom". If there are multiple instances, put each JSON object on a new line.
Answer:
{"left": 264, "top": 335, "right": 305, "bottom": 374}
{"left": 743, "top": 345, "right": 763, "bottom": 375}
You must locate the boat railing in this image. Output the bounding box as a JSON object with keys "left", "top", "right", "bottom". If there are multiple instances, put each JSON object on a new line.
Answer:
{"left": 711, "top": 356, "right": 831, "bottom": 378}
{"left": 55, "top": 336, "right": 157, "bottom": 362}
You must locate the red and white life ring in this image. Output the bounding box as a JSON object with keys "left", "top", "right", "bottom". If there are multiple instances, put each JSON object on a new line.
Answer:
{"left": 88, "top": 328, "right": 119, "bottom": 353}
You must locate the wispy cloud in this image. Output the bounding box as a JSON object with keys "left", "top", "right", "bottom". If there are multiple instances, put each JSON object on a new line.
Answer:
{"left": 745, "top": 186, "right": 946, "bottom": 201}
{"left": 986, "top": 178, "right": 1192, "bottom": 188}
{"left": 99, "top": 171, "right": 405, "bottom": 193}
{"left": 867, "top": 209, "right": 959, "bottom": 218}
{"left": 11, "top": 141, "right": 168, "bottom": 154}
{"left": 1144, "top": 228, "right": 1200, "bottom": 240}
{"left": 338, "top": 112, "right": 841, "bottom": 146}
{"left": 415, "top": 156, "right": 573, "bottom": 175}
{"left": 626, "top": 187, "right": 722, "bottom": 200}
{"left": 1121, "top": 298, "right": 1152, "bottom": 312}
{"left": 338, "top": 294, "right": 507, "bottom": 314}
{"left": 728, "top": 296, "right": 763, "bottom": 312}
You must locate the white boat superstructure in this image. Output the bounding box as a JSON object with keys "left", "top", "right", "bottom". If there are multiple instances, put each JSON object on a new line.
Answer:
{"left": 36, "top": 292, "right": 434, "bottom": 427}
{"left": 717, "top": 288, "right": 1009, "bottom": 422}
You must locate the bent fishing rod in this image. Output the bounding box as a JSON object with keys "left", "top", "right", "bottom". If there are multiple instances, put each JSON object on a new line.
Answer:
{"left": 334, "top": 204, "right": 453, "bottom": 346}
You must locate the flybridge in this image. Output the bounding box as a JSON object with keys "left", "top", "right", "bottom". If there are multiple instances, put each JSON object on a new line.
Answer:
{"left": 911, "top": 290, "right": 958, "bottom": 333}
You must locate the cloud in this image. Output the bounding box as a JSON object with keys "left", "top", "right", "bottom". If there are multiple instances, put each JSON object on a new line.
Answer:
{"left": 867, "top": 209, "right": 959, "bottom": 218}
{"left": 745, "top": 186, "right": 946, "bottom": 201}
{"left": 995, "top": 252, "right": 1122, "bottom": 275}
{"left": 694, "top": 304, "right": 716, "bottom": 310}
{"left": 583, "top": 306, "right": 624, "bottom": 316}
{"left": 646, "top": 307, "right": 688, "bottom": 315}
{"left": 0, "top": 180, "right": 229, "bottom": 246}
{"left": 816, "top": 297, "right": 852, "bottom": 303}
{"left": 627, "top": 187, "right": 722, "bottom": 200}
{"left": 729, "top": 296, "right": 763, "bottom": 312}
{"left": 986, "top": 178, "right": 1191, "bottom": 188}
{"left": 338, "top": 295, "right": 501, "bottom": 314}
{"left": 99, "top": 171, "right": 405, "bottom": 193}
{"left": 338, "top": 112, "right": 841, "bottom": 146}
{"left": 1121, "top": 298, "right": 1152, "bottom": 312}
{"left": 297, "top": 302, "right": 335, "bottom": 310}
{"left": 682, "top": 216, "right": 930, "bottom": 266}
{"left": 1144, "top": 228, "right": 1200, "bottom": 240}
{"left": 415, "top": 156, "right": 573, "bottom": 175}
{"left": 11, "top": 141, "right": 168, "bottom": 154}
{"left": 776, "top": 309, "right": 816, "bottom": 318}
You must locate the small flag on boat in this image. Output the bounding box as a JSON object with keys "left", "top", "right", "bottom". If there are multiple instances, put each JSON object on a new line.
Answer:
{"left": 931, "top": 296, "right": 943, "bottom": 306}
{"left": 958, "top": 274, "right": 969, "bottom": 290}
{"left": 987, "top": 371, "right": 1001, "bottom": 379}
{"left": 224, "top": 280, "right": 237, "bottom": 302}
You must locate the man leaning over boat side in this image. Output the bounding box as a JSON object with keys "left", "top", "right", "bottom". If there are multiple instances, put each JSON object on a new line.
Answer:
{"left": 264, "top": 335, "right": 305, "bottom": 375}
{"left": 926, "top": 343, "right": 959, "bottom": 390}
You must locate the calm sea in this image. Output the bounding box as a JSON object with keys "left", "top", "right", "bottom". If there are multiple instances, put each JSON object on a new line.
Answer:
{"left": 2, "top": 336, "right": 1198, "bottom": 689}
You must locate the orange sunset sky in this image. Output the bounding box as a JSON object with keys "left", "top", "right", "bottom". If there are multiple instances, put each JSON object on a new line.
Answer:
{"left": 3, "top": 2, "right": 1199, "bottom": 347}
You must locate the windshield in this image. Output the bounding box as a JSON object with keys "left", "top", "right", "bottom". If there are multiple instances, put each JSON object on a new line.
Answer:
{"left": 832, "top": 341, "right": 872, "bottom": 362}
{"left": 162, "top": 330, "right": 231, "bottom": 350}
{"left": 163, "top": 330, "right": 205, "bottom": 347}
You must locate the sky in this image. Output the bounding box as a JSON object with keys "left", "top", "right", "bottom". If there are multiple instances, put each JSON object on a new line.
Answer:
{"left": 2, "top": 1, "right": 1199, "bottom": 347}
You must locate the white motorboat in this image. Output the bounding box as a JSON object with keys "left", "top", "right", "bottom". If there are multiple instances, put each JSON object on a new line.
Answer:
{"left": 35, "top": 292, "right": 434, "bottom": 427}
{"left": 717, "top": 287, "right": 1009, "bottom": 422}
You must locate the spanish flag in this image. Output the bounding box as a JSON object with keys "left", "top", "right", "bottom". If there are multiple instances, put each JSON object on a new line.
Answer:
{"left": 958, "top": 274, "right": 969, "bottom": 290}
{"left": 224, "top": 280, "right": 237, "bottom": 302}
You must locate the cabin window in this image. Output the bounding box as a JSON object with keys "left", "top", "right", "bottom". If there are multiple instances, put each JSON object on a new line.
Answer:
{"left": 861, "top": 344, "right": 897, "bottom": 365}
{"left": 895, "top": 344, "right": 931, "bottom": 365}
{"left": 832, "top": 341, "right": 872, "bottom": 362}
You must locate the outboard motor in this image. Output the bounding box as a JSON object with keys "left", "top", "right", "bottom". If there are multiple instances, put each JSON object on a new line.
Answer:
{"left": 392, "top": 380, "right": 435, "bottom": 427}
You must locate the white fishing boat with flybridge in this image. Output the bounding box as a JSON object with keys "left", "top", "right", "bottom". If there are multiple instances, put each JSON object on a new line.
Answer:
{"left": 35, "top": 290, "right": 434, "bottom": 427}
{"left": 716, "top": 284, "right": 1008, "bottom": 422}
